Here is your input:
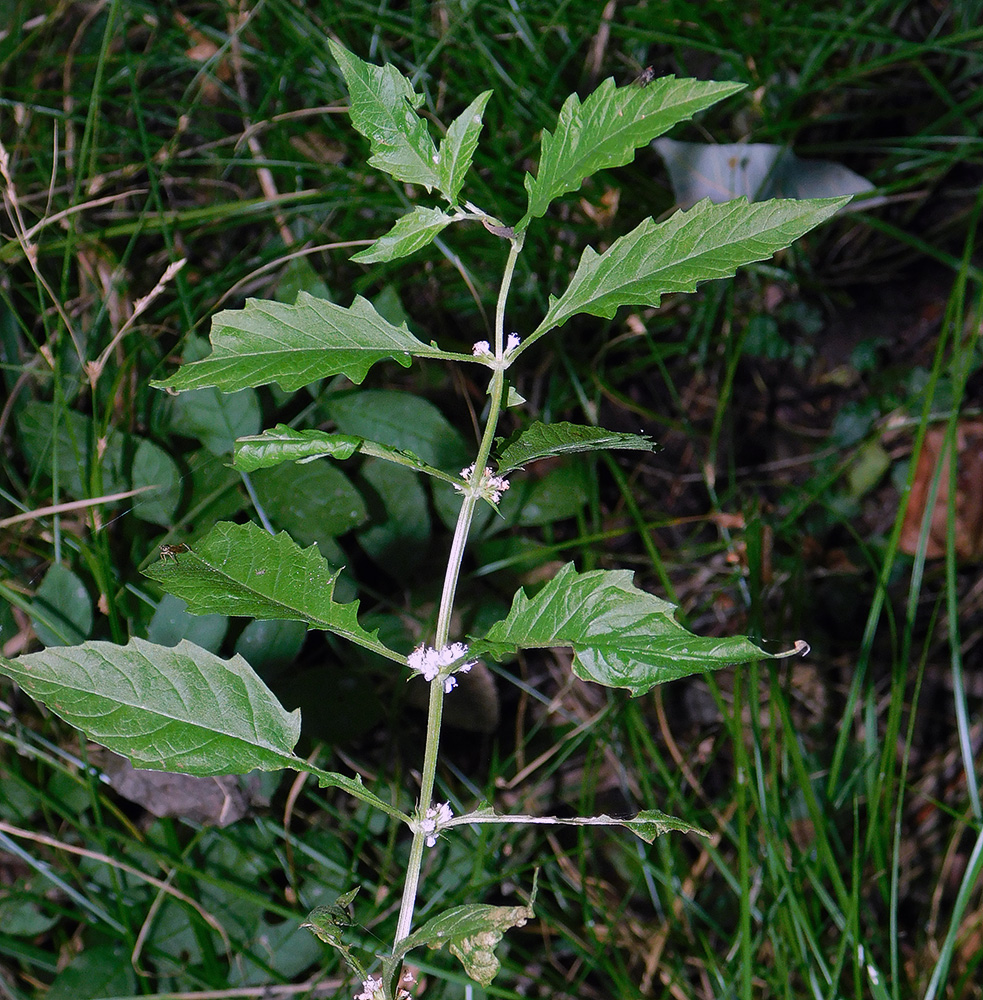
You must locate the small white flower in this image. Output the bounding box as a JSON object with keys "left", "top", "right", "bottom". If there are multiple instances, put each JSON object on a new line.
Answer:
{"left": 354, "top": 975, "right": 385, "bottom": 1000}
{"left": 408, "top": 642, "right": 475, "bottom": 688}
{"left": 472, "top": 336, "right": 520, "bottom": 360}
{"left": 419, "top": 801, "right": 453, "bottom": 847}
{"left": 454, "top": 464, "right": 510, "bottom": 504}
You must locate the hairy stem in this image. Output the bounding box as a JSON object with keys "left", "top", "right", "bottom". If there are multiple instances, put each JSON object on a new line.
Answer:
{"left": 391, "top": 236, "right": 522, "bottom": 951}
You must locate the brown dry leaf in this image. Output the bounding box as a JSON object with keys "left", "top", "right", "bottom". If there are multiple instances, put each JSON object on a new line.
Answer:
{"left": 95, "top": 750, "right": 262, "bottom": 827}
{"left": 174, "top": 12, "right": 232, "bottom": 103}
{"left": 899, "top": 421, "right": 983, "bottom": 560}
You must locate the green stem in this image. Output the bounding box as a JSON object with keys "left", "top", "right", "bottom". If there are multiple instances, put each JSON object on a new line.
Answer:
{"left": 391, "top": 236, "right": 522, "bottom": 954}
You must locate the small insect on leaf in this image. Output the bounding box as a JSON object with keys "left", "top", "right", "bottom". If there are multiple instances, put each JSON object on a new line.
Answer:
{"left": 159, "top": 543, "right": 191, "bottom": 563}
{"left": 632, "top": 65, "right": 656, "bottom": 87}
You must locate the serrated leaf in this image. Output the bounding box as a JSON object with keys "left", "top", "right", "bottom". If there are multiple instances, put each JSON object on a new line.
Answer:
{"left": 532, "top": 196, "right": 849, "bottom": 340}
{"left": 303, "top": 763, "right": 408, "bottom": 821}
{"left": 233, "top": 423, "right": 461, "bottom": 485}
{"left": 151, "top": 293, "right": 454, "bottom": 393}
{"left": 475, "top": 562, "right": 803, "bottom": 696}
{"left": 329, "top": 39, "right": 440, "bottom": 192}
{"left": 394, "top": 899, "right": 535, "bottom": 987}
{"left": 437, "top": 90, "right": 492, "bottom": 203}
{"left": 143, "top": 521, "right": 401, "bottom": 663}
{"left": 519, "top": 75, "right": 743, "bottom": 230}
{"left": 623, "top": 808, "right": 708, "bottom": 842}
{"left": 0, "top": 637, "right": 300, "bottom": 774}
{"left": 351, "top": 206, "right": 458, "bottom": 264}
{"left": 495, "top": 421, "right": 658, "bottom": 473}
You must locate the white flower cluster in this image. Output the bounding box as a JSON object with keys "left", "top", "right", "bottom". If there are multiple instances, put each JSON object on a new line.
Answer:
{"left": 407, "top": 641, "right": 476, "bottom": 693}
{"left": 419, "top": 801, "right": 453, "bottom": 847}
{"left": 454, "top": 464, "right": 510, "bottom": 505}
{"left": 354, "top": 976, "right": 384, "bottom": 1000}
{"left": 354, "top": 973, "right": 414, "bottom": 1000}
{"left": 472, "top": 333, "right": 521, "bottom": 359}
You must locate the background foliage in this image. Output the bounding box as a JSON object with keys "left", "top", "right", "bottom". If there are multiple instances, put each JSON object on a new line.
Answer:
{"left": 1, "top": 2, "right": 982, "bottom": 998}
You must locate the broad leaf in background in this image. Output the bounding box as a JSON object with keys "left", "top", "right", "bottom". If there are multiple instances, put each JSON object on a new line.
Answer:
{"left": 151, "top": 293, "right": 461, "bottom": 394}
{"left": 530, "top": 196, "right": 850, "bottom": 342}
{"left": 437, "top": 90, "right": 492, "bottom": 204}
{"left": 393, "top": 898, "right": 535, "bottom": 987}
{"left": 351, "top": 206, "right": 459, "bottom": 264}
{"left": 518, "top": 76, "right": 744, "bottom": 231}
{"left": 0, "top": 638, "right": 300, "bottom": 774}
{"left": 234, "top": 424, "right": 461, "bottom": 485}
{"left": 250, "top": 461, "right": 368, "bottom": 543}
{"left": 325, "top": 389, "right": 470, "bottom": 471}
{"left": 30, "top": 564, "right": 93, "bottom": 647}
{"left": 328, "top": 39, "right": 441, "bottom": 193}
{"left": 477, "top": 563, "right": 804, "bottom": 695}
{"left": 143, "top": 521, "right": 401, "bottom": 663}
{"left": 495, "top": 421, "right": 658, "bottom": 473}
{"left": 17, "top": 402, "right": 180, "bottom": 525}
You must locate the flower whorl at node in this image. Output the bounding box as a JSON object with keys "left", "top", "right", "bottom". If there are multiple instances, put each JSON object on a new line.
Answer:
{"left": 454, "top": 464, "right": 510, "bottom": 505}
{"left": 354, "top": 975, "right": 383, "bottom": 1000}
{"left": 354, "top": 974, "right": 412, "bottom": 1000}
{"left": 471, "top": 333, "right": 521, "bottom": 363}
{"left": 407, "top": 642, "right": 476, "bottom": 693}
{"left": 418, "top": 801, "right": 453, "bottom": 847}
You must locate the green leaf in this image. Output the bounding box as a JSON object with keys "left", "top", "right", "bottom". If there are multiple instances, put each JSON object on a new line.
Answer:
{"left": 495, "top": 421, "right": 659, "bottom": 473}
{"left": 233, "top": 424, "right": 361, "bottom": 471}
{"left": 303, "top": 762, "right": 408, "bottom": 821}
{"left": 233, "top": 423, "right": 461, "bottom": 486}
{"left": 30, "top": 564, "right": 92, "bottom": 647}
{"left": 450, "top": 803, "right": 707, "bottom": 843}
{"left": 498, "top": 463, "right": 589, "bottom": 528}
{"left": 152, "top": 293, "right": 456, "bottom": 393}
{"left": 45, "top": 945, "right": 135, "bottom": 1000}
{"left": 437, "top": 90, "right": 492, "bottom": 204}
{"left": 250, "top": 461, "right": 367, "bottom": 542}
{"left": 0, "top": 637, "right": 301, "bottom": 774}
{"left": 328, "top": 39, "right": 440, "bottom": 192}
{"left": 394, "top": 898, "right": 535, "bottom": 987}
{"left": 303, "top": 888, "right": 360, "bottom": 939}
{"left": 476, "top": 563, "right": 805, "bottom": 696}
{"left": 351, "top": 206, "right": 458, "bottom": 264}
{"left": 519, "top": 75, "right": 744, "bottom": 230}
{"left": 234, "top": 617, "right": 307, "bottom": 677}
{"left": 143, "top": 521, "right": 401, "bottom": 663}
{"left": 325, "top": 389, "right": 470, "bottom": 471}
{"left": 170, "top": 386, "right": 261, "bottom": 455}
{"left": 131, "top": 438, "right": 182, "bottom": 525}
{"left": 146, "top": 593, "right": 228, "bottom": 651}
{"left": 17, "top": 402, "right": 122, "bottom": 498}
{"left": 301, "top": 890, "right": 368, "bottom": 980}
{"left": 352, "top": 205, "right": 459, "bottom": 264}
{"left": 531, "top": 196, "right": 850, "bottom": 341}
{"left": 357, "top": 459, "right": 431, "bottom": 572}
